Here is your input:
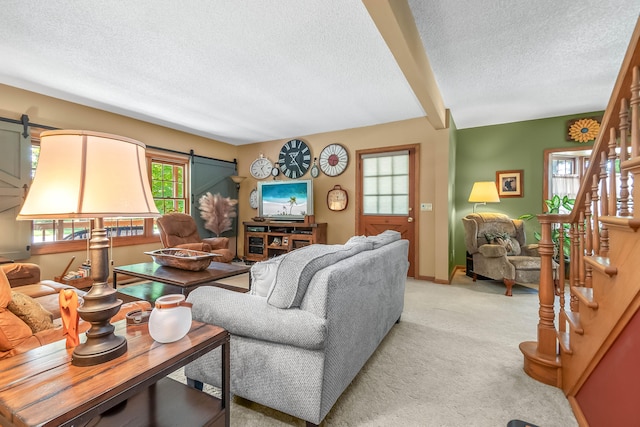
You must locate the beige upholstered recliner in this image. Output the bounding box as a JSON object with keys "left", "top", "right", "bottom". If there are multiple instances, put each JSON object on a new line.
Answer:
{"left": 462, "top": 212, "right": 549, "bottom": 296}
{"left": 156, "top": 213, "right": 234, "bottom": 263}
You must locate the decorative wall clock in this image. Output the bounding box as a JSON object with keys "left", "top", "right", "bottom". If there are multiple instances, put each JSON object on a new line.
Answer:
{"left": 310, "top": 158, "right": 320, "bottom": 178}
{"left": 319, "top": 143, "right": 348, "bottom": 176}
{"left": 250, "top": 154, "right": 273, "bottom": 179}
{"left": 327, "top": 185, "right": 348, "bottom": 211}
{"left": 278, "top": 139, "right": 311, "bottom": 179}
{"left": 249, "top": 188, "right": 259, "bottom": 209}
{"left": 271, "top": 162, "right": 280, "bottom": 178}
{"left": 567, "top": 117, "right": 601, "bottom": 143}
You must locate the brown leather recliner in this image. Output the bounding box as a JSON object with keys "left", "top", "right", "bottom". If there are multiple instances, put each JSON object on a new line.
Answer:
{"left": 156, "top": 213, "right": 234, "bottom": 263}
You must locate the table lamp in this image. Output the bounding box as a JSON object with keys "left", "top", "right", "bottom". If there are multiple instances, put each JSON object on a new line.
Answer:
{"left": 17, "top": 130, "right": 160, "bottom": 366}
{"left": 468, "top": 181, "right": 500, "bottom": 213}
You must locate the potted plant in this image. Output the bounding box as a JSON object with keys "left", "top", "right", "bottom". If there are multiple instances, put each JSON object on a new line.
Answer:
{"left": 519, "top": 195, "right": 575, "bottom": 263}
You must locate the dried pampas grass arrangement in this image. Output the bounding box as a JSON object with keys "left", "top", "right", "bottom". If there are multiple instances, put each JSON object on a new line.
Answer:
{"left": 198, "top": 192, "right": 238, "bottom": 237}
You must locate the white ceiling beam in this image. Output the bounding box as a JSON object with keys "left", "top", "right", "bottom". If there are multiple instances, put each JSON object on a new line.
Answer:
{"left": 363, "top": 0, "right": 447, "bottom": 129}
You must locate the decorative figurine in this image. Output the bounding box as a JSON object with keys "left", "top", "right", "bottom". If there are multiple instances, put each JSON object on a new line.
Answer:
{"left": 59, "top": 289, "right": 80, "bottom": 348}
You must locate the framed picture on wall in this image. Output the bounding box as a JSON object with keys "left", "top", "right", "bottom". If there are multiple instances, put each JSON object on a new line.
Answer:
{"left": 496, "top": 170, "right": 524, "bottom": 198}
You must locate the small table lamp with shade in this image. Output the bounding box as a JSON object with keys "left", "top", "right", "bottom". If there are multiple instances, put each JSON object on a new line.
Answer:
{"left": 468, "top": 181, "right": 500, "bottom": 213}
{"left": 17, "top": 130, "right": 160, "bottom": 366}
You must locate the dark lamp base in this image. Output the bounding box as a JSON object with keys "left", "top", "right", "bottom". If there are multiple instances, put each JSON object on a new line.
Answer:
{"left": 72, "top": 335, "right": 127, "bottom": 367}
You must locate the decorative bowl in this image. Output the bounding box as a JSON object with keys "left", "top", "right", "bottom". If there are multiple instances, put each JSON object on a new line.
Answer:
{"left": 144, "top": 248, "right": 217, "bottom": 271}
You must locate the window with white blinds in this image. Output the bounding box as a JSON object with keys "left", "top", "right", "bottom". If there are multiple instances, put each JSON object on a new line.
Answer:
{"left": 362, "top": 150, "right": 409, "bottom": 215}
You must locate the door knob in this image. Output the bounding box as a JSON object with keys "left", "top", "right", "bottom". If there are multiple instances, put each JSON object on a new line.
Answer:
{"left": 407, "top": 217, "right": 413, "bottom": 223}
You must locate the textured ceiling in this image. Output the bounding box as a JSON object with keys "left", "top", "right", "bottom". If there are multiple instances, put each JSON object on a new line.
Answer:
{"left": 0, "top": 1, "right": 638, "bottom": 145}
{"left": 408, "top": 0, "right": 640, "bottom": 130}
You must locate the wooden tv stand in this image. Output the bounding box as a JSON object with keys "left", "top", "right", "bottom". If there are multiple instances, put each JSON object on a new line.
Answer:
{"left": 243, "top": 221, "right": 327, "bottom": 262}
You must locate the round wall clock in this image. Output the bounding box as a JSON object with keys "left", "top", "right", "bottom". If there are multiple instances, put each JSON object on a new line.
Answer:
{"left": 319, "top": 143, "right": 348, "bottom": 176}
{"left": 249, "top": 188, "right": 259, "bottom": 209}
{"left": 278, "top": 139, "right": 311, "bottom": 179}
{"left": 310, "top": 158, "right": 320, "bottom": 178}
{"left": 250, "top": 155, "right": 273, "bottom": 180}
{"left": 327, "top": 185, "right": 348, "bottom": 211}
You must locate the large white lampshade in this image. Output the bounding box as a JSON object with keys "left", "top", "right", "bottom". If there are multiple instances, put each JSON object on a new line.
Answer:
{"left": 17, "top": 130, "right": 159, "bottom": 220}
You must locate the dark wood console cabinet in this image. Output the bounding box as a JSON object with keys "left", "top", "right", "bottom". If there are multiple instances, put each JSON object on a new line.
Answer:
{"left": 243, "top": 221, "right": 327, "bottom": 262}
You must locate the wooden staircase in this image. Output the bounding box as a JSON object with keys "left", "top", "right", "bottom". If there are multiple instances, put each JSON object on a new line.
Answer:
{"left": 519, "top": 17, "right": 640, "bottom": 426}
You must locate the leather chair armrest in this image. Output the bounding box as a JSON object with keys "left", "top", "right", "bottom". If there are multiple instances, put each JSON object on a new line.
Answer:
{"left": 175, "top": 242, "right": 211, "bottom": 252}
{"left": 478, "top": 244, "right": 507, "bottom": 258}
{"left": 203, "top": 237, "right": 229, "bottom": 250}
{"left": 1, "top": 263, "right": 41, "bottom": 287}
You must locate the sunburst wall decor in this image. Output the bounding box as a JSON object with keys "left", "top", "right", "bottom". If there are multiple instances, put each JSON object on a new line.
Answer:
{"left": 566, "top": 117, "right": 601, "bottom": 143}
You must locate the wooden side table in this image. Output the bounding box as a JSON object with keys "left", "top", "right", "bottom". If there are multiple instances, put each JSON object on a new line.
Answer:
{"left": 0, "top": 320, "right": 229, "bottom": 427}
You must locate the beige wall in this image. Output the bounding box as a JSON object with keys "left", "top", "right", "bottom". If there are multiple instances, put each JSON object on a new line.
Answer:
{"left": 236, "top": 117, "right": 452, "bottom": 281}
{"left": 0, "top": 84, "right": 238, "bottom": 279}
{"left": 1, "top": 84, "right": 453, "bottom": 282}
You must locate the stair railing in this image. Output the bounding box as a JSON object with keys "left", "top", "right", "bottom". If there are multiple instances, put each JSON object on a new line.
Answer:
{"left": 520, "top": 16, "right": 640, "bottom": 392}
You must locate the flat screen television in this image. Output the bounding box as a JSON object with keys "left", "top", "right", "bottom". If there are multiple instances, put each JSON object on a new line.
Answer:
{"left": 258, "top": 180, "right": 313, "bottom": 221}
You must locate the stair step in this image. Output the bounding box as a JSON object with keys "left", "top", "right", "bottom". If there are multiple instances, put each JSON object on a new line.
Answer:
{"left": 563, "top": 311, "right": 584, "bottom": 334}
{"left": 584, "top": 256, "right": 618, "bottom": 277}
{"left": 600, "top": 215, "right": 640, "bottom": 231}
{"left": 571, "top": 286, "right": 598, "bottom": 309}
{"left": 558, "top": 331, "right": 573, "bottom": 355}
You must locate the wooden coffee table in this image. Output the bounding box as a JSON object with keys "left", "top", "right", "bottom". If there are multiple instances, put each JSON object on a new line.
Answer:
{"left": 0, "top": 320, "right": 230, "bottom": 427}
{"left": 114, "top": 261, "right": 250, "bottom": 302}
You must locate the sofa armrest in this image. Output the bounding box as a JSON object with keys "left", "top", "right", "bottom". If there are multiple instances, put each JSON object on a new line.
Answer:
{"left": 1, "top": 263, "right": 41, "bottom": 287}
{"left": 187, "top": 286, "right": 326, "bottom": 350}
{"left": 478, "top": 244, "right": 507, "bottom": 258}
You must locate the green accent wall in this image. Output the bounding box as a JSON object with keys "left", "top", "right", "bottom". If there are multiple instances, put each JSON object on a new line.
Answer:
{"left": 453, "top": 111, "right": 601, "bottom": 267}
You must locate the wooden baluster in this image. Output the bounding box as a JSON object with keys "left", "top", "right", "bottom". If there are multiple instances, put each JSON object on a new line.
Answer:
{"left": 608, "top": 127, "right": 619, "bottom": 217}
{"left": 557, "top": 220, "right": 566, "bottom": 300}
{"left": 600, "top": 151, "right": 610, "bottom": 257}
{"left": 619, "top": 98, "right": 631, "bottom": 216}
{"left": 591, "top": 174, "right": 601, "bottom": 257}
{"left": 584, "top": 192, "right": 593, "bottom": 288}
{"left": 631, "top": 66, "right": 640, "bottom": 158}
{"left": 535, "top": 215, "right": 559, "bottom": 358}
{"left": 572, "top": 218, "right": 582, "bottom": 312}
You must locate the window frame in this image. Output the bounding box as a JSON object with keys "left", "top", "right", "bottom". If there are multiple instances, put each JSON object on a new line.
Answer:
{"left": 29, "top": 134, "right": 188, "bottom": 255}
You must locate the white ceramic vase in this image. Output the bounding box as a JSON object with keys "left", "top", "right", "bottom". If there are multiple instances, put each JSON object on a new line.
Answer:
{"left": 148, "top": 294, "right": 193, "bottom": 343}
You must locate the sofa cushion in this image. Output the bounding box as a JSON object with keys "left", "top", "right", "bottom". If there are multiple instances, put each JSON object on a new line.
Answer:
{"left": 0, "top": 310, "right": 32, "bottom": 351}
{"left": 250, "top": 256, "right": 283, "bottom": 297}
{"left": 267, "top": 242, "right": 372, "bottom": 309}
{"left": 8, "top": 291, "right": 55, "bottom": 333}
{"left": 485, "top": 232, "right": 521, "bottom": 256}
{"left": 0, "top": 267, "right": 11, "bottom": 309}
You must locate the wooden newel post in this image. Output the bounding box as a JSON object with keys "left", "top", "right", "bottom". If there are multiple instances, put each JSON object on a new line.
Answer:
{"left": 519, "top": 214, "right": 562, "bottom": 387}
{"left": 536, "top": 215, "right": 559, "bottom": 356}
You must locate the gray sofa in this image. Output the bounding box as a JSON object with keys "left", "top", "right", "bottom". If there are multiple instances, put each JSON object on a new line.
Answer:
{"left": 185, "top": 230, "right": 409, "bottom": 426}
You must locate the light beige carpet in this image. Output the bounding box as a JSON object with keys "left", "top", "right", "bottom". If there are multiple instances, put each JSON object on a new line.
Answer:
{"left": 169, "top": 270, "right": 578, "bottom": 427}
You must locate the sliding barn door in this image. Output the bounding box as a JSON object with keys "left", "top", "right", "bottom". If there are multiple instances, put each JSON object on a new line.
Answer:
{"left": 0, "top": 121, "right": 31, "bottom": 260}
{"left": 190, "top": 156, "right": 237, "bottom": 239}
